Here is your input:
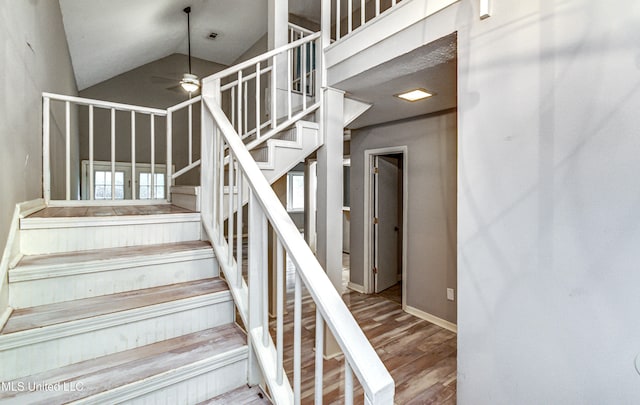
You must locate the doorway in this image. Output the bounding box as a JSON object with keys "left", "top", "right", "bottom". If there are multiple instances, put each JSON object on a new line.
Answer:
{"left": 364, "top": 147, "right": 408, "bottom": 307}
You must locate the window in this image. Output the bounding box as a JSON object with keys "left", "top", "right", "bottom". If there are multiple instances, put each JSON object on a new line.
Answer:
{"left": 81, "top": 161, "right": 170, "bottom": 200}
{"left": 139, "top": 173, "right": 165, "bottom": 199}
{"left": 94, "top": 171, "right": 125, "bottom": 200}
{"left": 287, "top": 172, "right": 304, "bottom": 211}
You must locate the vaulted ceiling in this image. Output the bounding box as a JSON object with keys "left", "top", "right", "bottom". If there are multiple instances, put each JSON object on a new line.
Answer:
{"left": 59, "top": 0, "right": 270, "bottom": 90}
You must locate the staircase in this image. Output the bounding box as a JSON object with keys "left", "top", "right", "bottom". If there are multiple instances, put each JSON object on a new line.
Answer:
{"left": 0, "top": 25, "right": 394, "bottom": 405}
{"left": 0, "top": 206, "right": 268, "bottom": 404}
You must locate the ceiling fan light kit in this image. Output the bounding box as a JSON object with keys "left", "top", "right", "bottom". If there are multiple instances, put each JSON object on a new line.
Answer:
{"left": 180, "top": 73, "right": 200, "bottom": 93}
{"left": 180, "top": 6, "right": 200, "bottom": 93}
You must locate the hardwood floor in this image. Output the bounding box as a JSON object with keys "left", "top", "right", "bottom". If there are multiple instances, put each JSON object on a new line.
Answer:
{"left": 270, "top": 287, "right": 457, "bottom": 404}
{"left": 27, "top": 204, "right": 193, "bottom": 218}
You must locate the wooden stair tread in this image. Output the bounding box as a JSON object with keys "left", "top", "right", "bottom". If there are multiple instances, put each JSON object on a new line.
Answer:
{"left": 15, "top": 240, "right": 212, "bottom": 269}
{"left": 0, "top": 324, "right": 246, "bottom": 403}
{"left": 27, "top": 204, "right": 194, "bottom": 219}
{"left": 200, "top": 385, "right": 271, "bottom": 404}
{"left": 1, "top": 278, "right": 227, "bottom": 334}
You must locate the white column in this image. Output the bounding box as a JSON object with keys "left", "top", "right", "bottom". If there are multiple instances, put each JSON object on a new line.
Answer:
{"left": 200, "top": 79, "right": 220, "bottom": 226}
{"left": 316, "top": 86, "right": 345, "bottom": 357}
{"left": 268, "top": 0, "right": 289, "bottom": 123}
{"left": 268, "top": 0, "right": 288, "bottom": 49}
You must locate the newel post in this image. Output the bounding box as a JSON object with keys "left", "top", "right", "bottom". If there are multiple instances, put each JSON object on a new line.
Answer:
{"left": 200, "top": 78, "right": 220, "bottom": 228}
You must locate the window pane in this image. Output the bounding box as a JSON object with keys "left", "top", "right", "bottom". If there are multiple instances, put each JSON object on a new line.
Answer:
{"left": 288, "top": 172, "right": 304, "bottom": 211}
{"left": 115, "top": 172, "right": 124, "bottom": 184}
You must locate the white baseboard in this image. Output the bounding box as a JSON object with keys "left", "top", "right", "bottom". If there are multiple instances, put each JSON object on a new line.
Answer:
{"left": 405, "top": 305, "right": 457, "bottom": 333}
{"left": 347, "top": 282, "right": 365, "bottom": 293}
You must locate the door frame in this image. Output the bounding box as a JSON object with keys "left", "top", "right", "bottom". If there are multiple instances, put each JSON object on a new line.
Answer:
{"left": 363, "top": 146, "right": 408, "bottom": 309}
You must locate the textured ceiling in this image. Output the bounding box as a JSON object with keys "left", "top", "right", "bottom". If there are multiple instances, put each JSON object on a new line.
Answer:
{"left": 59, "top": 0, "right": 268, "bottom": 90}
{"left": 336, "top": 34, "right": 457, "bottom": 129}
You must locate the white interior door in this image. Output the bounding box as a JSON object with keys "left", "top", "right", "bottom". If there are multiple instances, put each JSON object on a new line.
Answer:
{"left": 374, "top": 155, "right": 401, "bottom": 293}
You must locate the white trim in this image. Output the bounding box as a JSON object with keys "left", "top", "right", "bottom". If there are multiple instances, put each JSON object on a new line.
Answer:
{"left": 18, "top": 199, "right": 46, "bottom": 218}
{"left": 324, "top": 0, "right": 458, "bottom": 68}
{"left": 347, "top": 282, "right": 365, "bottom": 294}
{"left": 171, "top": 186, "right": 200, "bottom": 196}
{"left": 0, "top": 291, "right": 232, "bottom": 351}
{"left": 77, "top": 346, "right": 248, "bottom": 405}
{"left": 0, "top": 199, "right": 46, "bottom": 328}
{"left": 362, "top": 146, "right": 408, "bottom": 310}
{"left": 19, "top": 213, "right": 201, "bottom": 230}
{"left": 0, "top": 307, "right": 13, "bottom": 332}
{"left": 405, "top": 305, "right": 457, "bottom": 333}
{"left": 9, "top": 248, "right": 214, "bottom": 283}
{"left": 42, "top": 92, "right": 166, "bottom": 116}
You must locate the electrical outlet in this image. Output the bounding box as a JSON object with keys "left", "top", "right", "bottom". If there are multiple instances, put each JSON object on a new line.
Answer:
{"left": 447, "top": 288, "right": 455, "bottom": 301}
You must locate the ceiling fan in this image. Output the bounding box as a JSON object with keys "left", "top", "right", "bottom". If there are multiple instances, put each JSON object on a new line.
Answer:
{"left": 152, "top": 6, "right": 200, "bottom": 94}
{"left": 179, "top": 6, "right": 199, "bottom": 93}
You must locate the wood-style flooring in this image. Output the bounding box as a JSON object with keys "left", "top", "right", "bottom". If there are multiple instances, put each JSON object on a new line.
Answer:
{"left": 272, "top": 284, "right": 457, "bottom": 404}
{"left": 27, "top": 204, "right": 193, "bottom": 218}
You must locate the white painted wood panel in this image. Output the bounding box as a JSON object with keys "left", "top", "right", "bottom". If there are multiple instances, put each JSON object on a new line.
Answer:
{"left": 20, "top": 221, "right": 201, "bottom": 255}
{"left": 10, "top": 256, "right": 217, "bottom": 308}
{"left": 0, "top": 295, "right": 233, "bottom": 381}
{"left": 108, "top": 356, "right": 247, "bottom": 405}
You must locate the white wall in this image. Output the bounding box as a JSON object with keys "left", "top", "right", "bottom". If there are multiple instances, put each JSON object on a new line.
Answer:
{"left": 0, "top": 1, "right": 77, "bottom": 244}
{"left": 457, "top": 0, "right": 640, "bottom": 403}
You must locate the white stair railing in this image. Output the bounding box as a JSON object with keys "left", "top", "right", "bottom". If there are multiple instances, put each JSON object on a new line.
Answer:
{"left": 201, "top": 84, "right": 394, "bottom": 405}
{"left": 331, "top": 0, "right": 404, "bottom": 41}
{"left": 42, "top": 93, "right": 200, "bottom": 203}
{"left": 202, "top": 32, "right": 321, "bottom": 152}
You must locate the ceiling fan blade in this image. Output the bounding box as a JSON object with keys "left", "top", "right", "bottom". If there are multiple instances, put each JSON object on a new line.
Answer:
{"left": 151, "top": 75, "right": 179, "bottom": 84}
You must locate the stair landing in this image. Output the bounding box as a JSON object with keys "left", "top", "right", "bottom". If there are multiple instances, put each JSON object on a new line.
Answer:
{"left": 27, "top": 204, "right": 193, "bottom": 218}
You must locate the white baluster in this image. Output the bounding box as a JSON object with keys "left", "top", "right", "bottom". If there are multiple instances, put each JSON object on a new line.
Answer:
{"left": 89, "top": 105, "right": 94, "bottom": 200}
{"left": 302, "top": 43, "right": 307, "bottom": 108}
{"left": 287, "top": 49, "right": 292, "bottom": 120}
{"left": 315, "top": 308, "right": 324, "bottom": 404}
{"left": 228, "top": 153, "right": 235, "bottom": 267}
{"left": 111, "top": 108, "right": 116, "bottom": 200}
{"left": 294, "top": 271, "right": 302, "bottom": 405}
{"left": 131, "top": 111, "right": 136, "bottom": 200}
{"left": 345, "top": 362, "right": 354, "bottom": 405}
{"left": 238, "top": 71, "right": 243, "bottom": 136}
{"left": 348, "top": 0, "right": 353, "bottom": 34}
{"left": 236, "top": 170, "right": 244, "bottom": 288}
{"left": 361, "top": 0, "right": 365, "bottom": 27}
{"left": 276, "top": 237, "right": 284, "bottom": 384}
{"left": 256, "top": 62, "right": 261, "bottom": 139}
{"left": 188, "top": 104, "right": 193, "bottom": 165}
{"left": 166, "top": 110, "right": 172, "bottom": 202}
{"left": 65, "top": 101, "right": 70, "bottom": 200}
{"left": 271, "top": 55, "right": 277, "bottom": 129}
{"left": 43, "top": 97, "right": 51, "bottom": 202}
{"left": 376, "top": 0, "right": 380, "bottom": 16}
{"left": 150, "top": 113, "right": 155, "bottom": 199}
{"left": 336, "top": 0, "right": 341, "bottom": 40}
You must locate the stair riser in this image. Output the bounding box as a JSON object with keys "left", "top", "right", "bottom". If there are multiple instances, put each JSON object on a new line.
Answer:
{"left": 20, "top": 221, "right": 201, "bottom": 255}
{"left": 122, "top": 361, "right": 246, "bottom": 405}
{"left": 9, "top": 257, "right": 218, "bottom": 308}
{"left": 81, "top": 355, "right": 247, "bottom": 405}
{"left": 0, "top": 298, "right": 234, "bottom": 381}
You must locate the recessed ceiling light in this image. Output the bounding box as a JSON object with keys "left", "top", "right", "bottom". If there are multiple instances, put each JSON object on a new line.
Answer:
{"left": 395, "top": 88, "right": 434, "bottom": 102}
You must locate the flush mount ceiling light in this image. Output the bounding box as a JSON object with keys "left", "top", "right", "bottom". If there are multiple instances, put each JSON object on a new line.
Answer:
{"left": 395, "top": 88, "right": 434, "bottom": 102}
{"left": 180, "top": 6, "right": 200, "bottom": 93}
